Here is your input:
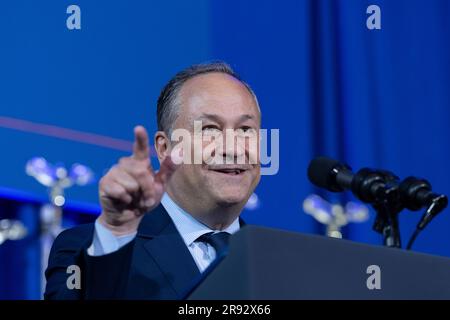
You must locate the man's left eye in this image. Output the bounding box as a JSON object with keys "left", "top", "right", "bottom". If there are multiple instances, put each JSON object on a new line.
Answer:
{"left": 236, "top": 127, "right": 256, "bottom": 135}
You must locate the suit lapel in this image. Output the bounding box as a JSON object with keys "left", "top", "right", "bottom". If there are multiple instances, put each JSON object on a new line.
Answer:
{"left": 132, "top": 205, "right": 201, "bottom": 298}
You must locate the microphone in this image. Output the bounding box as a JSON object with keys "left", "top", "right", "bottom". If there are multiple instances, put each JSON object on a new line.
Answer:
{"left": 307, "top": 157, "right": 351, "bottom": 192}
{"left": 400, "top": 177, "right": 448, "bottom": 230}
{"left": 402, "top": 176, "right": 448, "bottom": 249}
{"left": 399, "top": 177, "right": 448, "bottom": 211}
{"left": 308, "top": 156, "right": 448, "bottom": 250}
{"left": 307, "top": 157, "right": 398, "bottom": 204}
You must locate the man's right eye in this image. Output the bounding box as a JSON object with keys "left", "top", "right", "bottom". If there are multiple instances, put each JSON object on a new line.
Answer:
{"left": 202, "top": 125, "right": 221, "bottom": 132}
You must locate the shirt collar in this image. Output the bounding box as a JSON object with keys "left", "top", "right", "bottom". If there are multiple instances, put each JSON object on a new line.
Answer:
{"left": 161, "top": 193, "right": 240, "bottom": 247}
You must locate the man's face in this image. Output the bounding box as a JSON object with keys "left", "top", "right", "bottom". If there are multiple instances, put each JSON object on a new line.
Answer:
{"left": 167, "top": 72, "right": 261, "bottom": 209}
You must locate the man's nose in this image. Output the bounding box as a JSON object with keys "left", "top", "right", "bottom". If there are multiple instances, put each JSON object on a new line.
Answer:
{"left": 221, "top": 131, "right": 245, "bottom": 159}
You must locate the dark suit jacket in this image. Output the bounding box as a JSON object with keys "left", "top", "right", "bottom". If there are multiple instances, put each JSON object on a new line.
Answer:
{"left": 45, "top": 204, "right": 220, "bottom": 300}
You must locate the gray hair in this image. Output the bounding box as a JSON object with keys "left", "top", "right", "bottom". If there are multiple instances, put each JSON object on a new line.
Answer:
{"left": 156, "top": 61, "right": 259, "bottom": 135}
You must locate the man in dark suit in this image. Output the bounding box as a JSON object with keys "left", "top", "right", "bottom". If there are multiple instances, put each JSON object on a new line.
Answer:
{"left": 44, "top": 62, "right": 261, "bottom": 299}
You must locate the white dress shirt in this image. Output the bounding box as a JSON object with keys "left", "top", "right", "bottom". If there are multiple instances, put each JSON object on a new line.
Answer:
{"left": 87, "top": 193, "right": 240, "bottom": 272}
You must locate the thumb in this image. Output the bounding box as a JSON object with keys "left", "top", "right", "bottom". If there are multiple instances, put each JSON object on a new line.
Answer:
{"left": 154, "top": 155, "right": 179, "bottom": 186}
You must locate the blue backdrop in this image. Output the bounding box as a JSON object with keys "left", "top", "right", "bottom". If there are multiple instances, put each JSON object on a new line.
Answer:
{"left": 1, "top": 0, "right": 449, "bottom": 299}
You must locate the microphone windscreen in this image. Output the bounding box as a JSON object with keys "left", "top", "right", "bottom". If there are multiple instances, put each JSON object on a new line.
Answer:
{"left": 307, "top": 157, "right": 342, "bottom": 190}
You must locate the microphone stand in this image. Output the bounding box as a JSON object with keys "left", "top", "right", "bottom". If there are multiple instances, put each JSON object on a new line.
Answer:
{"left": 372, "top": 199, "right": 402, "bottom": 248}
{"left": 371, "top": 172, "right": 403, "bottom": 248}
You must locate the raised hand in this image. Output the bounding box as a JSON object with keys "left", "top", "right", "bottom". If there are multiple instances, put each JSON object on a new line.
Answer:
{"left": 98, "top": 125, "right": 177, "bottom": 235}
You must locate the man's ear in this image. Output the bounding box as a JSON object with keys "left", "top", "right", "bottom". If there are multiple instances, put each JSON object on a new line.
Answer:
{"left": 154, "top": 131, "right": 171, "bottom": 162}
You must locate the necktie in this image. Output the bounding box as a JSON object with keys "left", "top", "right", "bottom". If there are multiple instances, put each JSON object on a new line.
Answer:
{"left": 196, "top": 232, "right": 231, "bottom": 257}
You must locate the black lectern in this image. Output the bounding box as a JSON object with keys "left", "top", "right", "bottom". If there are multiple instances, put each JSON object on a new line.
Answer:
{"left": 188, "top": 226, "right": 450, "bottom": 299}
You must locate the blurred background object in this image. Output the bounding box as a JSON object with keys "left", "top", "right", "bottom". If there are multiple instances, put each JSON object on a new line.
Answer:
{"left": 0, "top": 219, "right": 28, "bottom": 245}
{"left": 303, "top": 194, "right": 369, "bottom": 238}
{"left": 25, "top": 157, "right": 95, "bottom": 296}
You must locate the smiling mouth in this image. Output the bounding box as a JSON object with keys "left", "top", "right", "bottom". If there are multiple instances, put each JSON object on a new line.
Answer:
{"left": 209, "top": 168, "right": 247, "bottom": 175}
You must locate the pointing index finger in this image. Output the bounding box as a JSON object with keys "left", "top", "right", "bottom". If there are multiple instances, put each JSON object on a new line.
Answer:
{"left": 132, "top": 125, "right": 150, "bottom": 161}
